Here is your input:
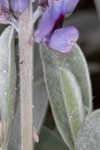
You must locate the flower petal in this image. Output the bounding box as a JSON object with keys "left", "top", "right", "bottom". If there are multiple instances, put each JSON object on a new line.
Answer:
{"left": 66, "top": 0, "right": 79, "bottom": 13}
{"left": 47, "top": 26, "right": 79, "bottom": 53}
{"left": 0, "top": 0, "right": 9, "bottom": 14}
{"left": 47, "top": 0, "right": 79, "bottom": 14}
{"left": 0, "top": 0, "right": 9, "bottom": 21}
{"left": 35, "top": 0, "right": 66, "bottom": 43}
{"left": 10, "top": 0, "right": 28, "bottom": 13}
{"left": 35, "top": 0, "right": 79, "bottom": 43}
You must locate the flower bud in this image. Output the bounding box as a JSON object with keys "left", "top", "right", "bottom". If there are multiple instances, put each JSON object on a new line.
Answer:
{"left": 0, "top": 0, "right": 9, "bottom": 17}
{"left": 35, "top": 0, "right": 79, "bottom": 53}
{"left": 48, "top": 26, "right": 79, "bottom": 53}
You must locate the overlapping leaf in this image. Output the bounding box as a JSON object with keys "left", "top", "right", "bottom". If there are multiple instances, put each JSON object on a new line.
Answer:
{"left": 34, "top": 44, "right": 48, "bottom": 132}
{"left": 75, "top": 109, "right": 100, "bottom": 150}
{"left": 0, "top": 26, "right": 16, "bottom": 149}
{"left": 40, "top": 44, "right": 92, "bottom": 149}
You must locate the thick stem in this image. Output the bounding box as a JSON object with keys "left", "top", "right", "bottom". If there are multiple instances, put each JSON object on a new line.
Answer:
{"left": 19, "top": 1, "right": 34, "bottom": 150}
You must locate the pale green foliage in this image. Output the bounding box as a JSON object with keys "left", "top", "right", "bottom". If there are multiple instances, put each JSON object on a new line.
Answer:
{"left": 75, "top": 110, "right": 100, "bottom": 150}
{"left": 0, "top": 26, "right": 16, "bottom": 149}
{"left": 40, "top": 44, "right": 92, "bottom": 149}
{"left": 34, "top": 45, "right": 48, "bottom": 132}
{"left": 60, "top": 68, "right": 84, "bottom": 141}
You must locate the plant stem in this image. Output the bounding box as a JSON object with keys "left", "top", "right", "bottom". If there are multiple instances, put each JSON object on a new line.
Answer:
{"left": 19, "top": 1, "right": 34, "bottom": 150}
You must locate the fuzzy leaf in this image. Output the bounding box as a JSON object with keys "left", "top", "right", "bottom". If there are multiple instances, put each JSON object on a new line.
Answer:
{"left": 40, "top": 44, "right": 88, "bottom": 149}
{"left": 75, "top": 110, "right": 100, "bottom": 150}
{"left": 60, "top": 43, "right": 92, "bottom": 112}
{"left": 60, "top": 68, "right": 84, "bottom": 141}
{"left": 0, "top": 26, "right": 16, "bottom": 149}
{"left": 34, "top": 44, "right": 48, "bottom": 132}
{"left": 7, "top": 101, "right": 21, "bottom": 150}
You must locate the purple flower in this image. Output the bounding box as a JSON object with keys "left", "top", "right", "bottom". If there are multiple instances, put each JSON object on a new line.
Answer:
{"left": 10, "top": 0, "right": 35, "bottom": 15}
{"left": 0, "top": 0, "right": 9, "bottom": 16}
{"left": 10, "top": 0, "right": 29, "bottom": 13}
{"left": 47, "top": 26, "right": 79, "bottom": 53}
{"left": 35, "top": 0, "right": 79, "bottom": 53}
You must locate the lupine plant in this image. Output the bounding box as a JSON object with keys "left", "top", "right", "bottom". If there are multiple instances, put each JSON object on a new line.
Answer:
{"left": 0, "top": 0, "right": 100, "bottom": 150}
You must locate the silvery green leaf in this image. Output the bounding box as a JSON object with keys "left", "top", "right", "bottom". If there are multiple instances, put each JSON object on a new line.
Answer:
{"left": 59, "top": 44, "right": 92, "bottom": 113}
{"left": 40, "top": 44, "right": 87, "bottom": 149}
{"left": 41, "top": 44, "right": 92, "bottom": 114}
{"left": 60, "top": 68, "right": 84, "bottom": 141}
{"left": 34, "top": 44, "right": 48, "bottom": 132}
{"left": 7, "top": 101, "right": 21, "bottom": 150}
{"left": 35, "top": 127, "right": 69, "bottom": 150}
{"left": 75, "top": 110, "right": 100, "bottom": 150}
{"left": 0, "top": 26, "right": 16, "bottom": 149}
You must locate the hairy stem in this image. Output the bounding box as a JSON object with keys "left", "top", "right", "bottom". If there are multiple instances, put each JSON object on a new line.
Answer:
{"left": 19, "top": 1, "right": 34, "bottom": 150}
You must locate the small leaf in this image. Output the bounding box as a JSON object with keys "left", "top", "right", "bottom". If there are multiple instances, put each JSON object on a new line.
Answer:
{"left": 60, "top": 68, "right": 84, "bottom": 141}
{"left": 34, "top": 44, "right": 48, "bottom": 132}
{"left": 40, "top": 44, "right": 88, "bottom": 149}
{"left": 62, "top": 44, "right": 92, "bottom": 113}
{"left": 5, "top": 27, "right": 16, "bottom": 146}
{"left": 75, "top": 110, "right": 100, "bottom": 150}
{"left": 0, "top": 27, "right": 12, "bottom": 127}
{"left": 0, "top": 26, "right": 16, "bottom": 149}
{"left": 7, "top": 101, "right": 21, "bottom": 150}
{"left": 35, "top": 127, "right": 69, "bottom": 150}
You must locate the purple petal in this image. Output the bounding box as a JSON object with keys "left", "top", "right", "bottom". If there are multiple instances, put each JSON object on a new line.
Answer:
{"left": 35, "top": 0, "right": 66, "bottom": 43}
{"left": 46, "top": 26, "right": 79, "bottom": 53}
{"left": 0, "top": 0, "right": 9, "bottom": 14}
{"left": 66, "top": 0, "right": 79, "bottom": 13}
{"left": 48, "top": 0, "right": 53, "bottom": 6}
{"left": 48, "top": 0, "right": 79, "bottom": 14}
{"left": 10, "top": 0, "right": 28, "bottom": 13}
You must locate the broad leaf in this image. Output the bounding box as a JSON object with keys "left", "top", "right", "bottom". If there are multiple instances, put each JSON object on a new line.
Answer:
{"left": 34, "top": 44, "right": 48, "bottom": 132}
{"left": 60, "top": 68, "right": 84, "bottom": 141}
{"left": 48, "top": 44, "right": 92, "bottom": 112}
{"left": 40, "top": 44, "right": 89, "bottom": 149}
{"left": 0, "top": 26, "right": 16, "bottom": 149}
{"left": 75, "top": 110, "right": 100, "bottom": 150}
